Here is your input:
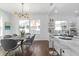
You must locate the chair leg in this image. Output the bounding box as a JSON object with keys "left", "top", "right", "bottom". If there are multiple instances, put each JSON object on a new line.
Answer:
{"left": 20, "top": 40, "right": 24, "bottom": 55}
{"left": 20, "top": 45, "right": 24, "bottom": 55}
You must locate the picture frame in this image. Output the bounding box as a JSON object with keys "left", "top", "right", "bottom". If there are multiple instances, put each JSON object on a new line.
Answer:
{"left": 5, "top": 22, "right": 11, "bottom": 30}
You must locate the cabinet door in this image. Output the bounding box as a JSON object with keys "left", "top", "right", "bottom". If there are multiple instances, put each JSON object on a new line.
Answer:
{"left": 60, "top": 48, "right": 72, "bottom": 56}
{"left": 49, "top": 39, "right": 54, "bottom": 48}
{"left": 54, "top": 39, "right": 72, "bottom": 56}
{"left": 54, "top": 39, "right": 61, "bottom": 54}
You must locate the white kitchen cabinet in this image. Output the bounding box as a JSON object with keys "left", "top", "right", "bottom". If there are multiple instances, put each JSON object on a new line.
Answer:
{"left": 54, "top": 36, "right": 79, "bottom": 56}
{"left": 48, "top": 18, "right": 55, "bottom": 48}
{"left": 49, "top": 39, "right": 54, "bottom": 48}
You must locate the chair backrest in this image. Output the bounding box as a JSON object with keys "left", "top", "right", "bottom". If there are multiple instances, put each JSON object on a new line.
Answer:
{"left": 26, "top": 33, "right": 31, "bottom": 35}
{"left": 30, "top": 34, "right": 36, "bottom": 44}
{"left": 4, "top": 35, "right": 12, "bottom": 38}
{"left": 1, "top": 39, "right": 17, "bottom": 51}
{"left": 25, "top": 33, "right": 31, "bottom": 38}
{"left": 13, "top": 34, "right": 17, "bottom": 36}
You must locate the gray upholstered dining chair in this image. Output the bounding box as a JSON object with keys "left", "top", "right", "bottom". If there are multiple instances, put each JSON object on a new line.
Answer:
{"left": 23, "top": 34, "right": 36, "bottom": 46}
{"left": 1, "top": 39, "right": 21, "bottom": 56}
{"left": 25, "top": 33, "right": 31, "bottom": 39}
{"left": 13, "top": 34, "right": 17, "bottom": 36}
{"left": 4, "top": 35, "right": 12, "bottom": 38}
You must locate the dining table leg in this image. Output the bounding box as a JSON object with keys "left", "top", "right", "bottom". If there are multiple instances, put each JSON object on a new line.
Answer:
{"left": 20, "top": 40, "right": 24, "bottom": 55}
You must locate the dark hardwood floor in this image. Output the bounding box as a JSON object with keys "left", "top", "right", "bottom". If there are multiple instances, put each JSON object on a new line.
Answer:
{"left": 15, "top": 40, "right": 49, "bottom": 56}
{"left": 31, "top": 40, "right": 49, "bottom": 56}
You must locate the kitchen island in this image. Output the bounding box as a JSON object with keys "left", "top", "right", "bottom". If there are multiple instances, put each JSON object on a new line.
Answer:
{"left": 53, "top": 36, "right": 79, "bottom": 56}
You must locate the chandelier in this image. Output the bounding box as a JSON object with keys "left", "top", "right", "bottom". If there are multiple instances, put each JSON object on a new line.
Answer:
{"left": 14, "top": 3, "right": 31, "bottom": 18}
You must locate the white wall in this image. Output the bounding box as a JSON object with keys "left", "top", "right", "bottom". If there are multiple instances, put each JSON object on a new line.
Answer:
{"left": 0, "top": 9, "right": 49, "bottom": 40}
{"left": 0, "top": 9, "right": 12, "bottom": 37}
{"left": 11, "top": 13, "right": 49, "bottom": 40}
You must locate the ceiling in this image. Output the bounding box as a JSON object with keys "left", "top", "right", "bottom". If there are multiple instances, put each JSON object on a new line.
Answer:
{"left": 52, "top": 3, "right": 79, "bottom": 16}
{"left": 0, "top": 3, "right": 79, "bottom": 16}
{"left": 0, "top": 3, "right": 51, "bottom": 14}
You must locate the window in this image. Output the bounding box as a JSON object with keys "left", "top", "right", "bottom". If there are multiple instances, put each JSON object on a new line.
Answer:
{"left": 55, "top": 21, "right": 67, "bottom": 31}
{"left": 55, "top": 21, "right": 67, "bottom": 35}
{"left": 55, "top": 21, "right": 62, "bottom": 31}
{"left": 30, "top": 20, "right": 40, "bottom": 34}
{"left": 19, "top": 19, "right": 40, "bottom": 34}
{"left": 19, "top": 20, "right": 30, "bottom": 33}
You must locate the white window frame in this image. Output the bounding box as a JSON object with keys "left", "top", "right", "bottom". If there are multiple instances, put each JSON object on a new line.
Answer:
{"left": 19, "top": 19, "right": 40, "bottom": 34}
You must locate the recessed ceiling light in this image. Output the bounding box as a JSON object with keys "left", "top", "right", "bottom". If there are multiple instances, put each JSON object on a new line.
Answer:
{"left": 74, "top": 10, "right": 79, "bottom": 14}
{"left": 50, "top": 3, "right": 53, "bottom": 6}
{"left": 54, "top": 10, "right": 58, "bottom": 13}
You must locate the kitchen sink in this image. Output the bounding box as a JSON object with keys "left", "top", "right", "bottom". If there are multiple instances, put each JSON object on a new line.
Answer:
{"left": 59, "top": 36, "right": 72, "bottom": 40}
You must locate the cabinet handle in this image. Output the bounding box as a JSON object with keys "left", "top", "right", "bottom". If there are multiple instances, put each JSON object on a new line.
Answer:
{"left": 60, "top": 49, "right": 64, "bottom": 56}
{"left": 63, "top": 50, "right": 64, "bottom": 53}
